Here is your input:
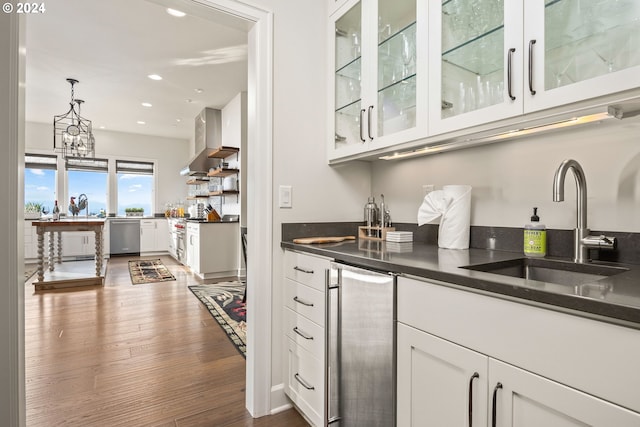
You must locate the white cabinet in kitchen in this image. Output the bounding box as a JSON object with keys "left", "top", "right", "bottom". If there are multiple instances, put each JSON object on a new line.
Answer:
{"left": 329, "top": 0, "right": 427, "bottom": 161}
{"left": 62, "top": 232, "right": 95, "bottom": 258}
{"left": 185, "top": 221, "right": 239, "bottom": 279}
{"left": 282, "top": 249, "right": 332, "bottom": 427}
{"left": 396, "top": 323, "right": 488, "bottom": 427}
{"left": 140, "top": 219, "right": 169, "bottom": 253}
{"left": 428, "top": 0, "right": 640, "bottom": 136}
{"left": 397, "top": 276, "right": 640, "bottom": 426}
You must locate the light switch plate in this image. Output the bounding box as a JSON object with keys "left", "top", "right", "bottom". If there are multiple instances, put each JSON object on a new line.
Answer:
{"left": 279, "top": 185, "right": 292, "bottom": 208}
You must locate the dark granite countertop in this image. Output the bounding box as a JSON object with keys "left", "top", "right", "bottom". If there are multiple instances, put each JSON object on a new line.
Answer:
{"left": 281, "top": 239, "right": 640, "bottom": 329}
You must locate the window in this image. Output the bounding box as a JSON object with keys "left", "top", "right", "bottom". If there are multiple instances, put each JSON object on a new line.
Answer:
{"left": 66, "top": 157, "right": 108, "bottom": 216}
{"left": 116, "top": 160, "right": 154, "bottom": 216}
{"left": 24, "top": 153, "right": 57, "bottom": 213}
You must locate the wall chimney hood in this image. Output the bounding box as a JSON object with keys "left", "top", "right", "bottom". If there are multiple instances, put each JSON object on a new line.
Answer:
{"left": 180, "top": 108, "right": 222, "bottom": 176}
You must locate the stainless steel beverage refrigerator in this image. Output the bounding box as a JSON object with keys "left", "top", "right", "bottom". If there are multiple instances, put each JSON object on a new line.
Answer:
{"left": 326, "top": 262, "right": 396, "bottom": 426}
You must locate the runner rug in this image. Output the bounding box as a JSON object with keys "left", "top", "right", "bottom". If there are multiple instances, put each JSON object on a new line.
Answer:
{"left": 188, "top": 281, "right": 247, "bottom": 357}
{"left": 128, "top": 259, "right": 176, "bottom": 285}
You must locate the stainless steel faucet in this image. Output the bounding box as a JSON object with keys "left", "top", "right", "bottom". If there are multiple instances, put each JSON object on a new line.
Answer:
{"left": 552, "top": 159, "right": 616, "bottom": 263}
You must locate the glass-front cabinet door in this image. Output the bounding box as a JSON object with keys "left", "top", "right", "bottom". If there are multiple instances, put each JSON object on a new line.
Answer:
{"left": 429, "top": 0, "right": 523, "bottom": 136}
{"left": 330, "top": 0, "right": 425, "bottom": 161}
{"left": 524, "top": 0, "right": 640, "bottom": 113}
{"left": 332, "top": 0, "right": 364, "bottom": 159}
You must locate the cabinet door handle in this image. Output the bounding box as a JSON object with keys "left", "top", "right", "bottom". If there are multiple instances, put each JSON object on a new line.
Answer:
{"left": 507, "top": 48, "right": 516, "bottom": 101}
{"left": 294, "top": 373, "right": 315, "bottom": 390}
{"left": 367, "top": 105, "right": 374, "bottom": 141}
{"left": 293, "top": 296, "right": 314, "bottom": 307}
{"left": 293, "top": 266, "right": 314, "bottom": 274}
{"left": 293, "top": 326, "right": 314, "bottom": 340}
{"left": 359, "top": 108, "right": 366, "bottom": 143}
{"left": 491, "top": 382, "right": 503, "bottom": 427}
{"left": 468, "top": 372, "right": 479, "bottom": 427}
{"left": 528, "top": 40, "right": 536, "bottom": 95}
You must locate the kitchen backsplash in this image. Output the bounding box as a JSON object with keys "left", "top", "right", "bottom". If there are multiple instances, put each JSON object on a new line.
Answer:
{"left": 282, "top": 222, "right": 640, "bottom": 265}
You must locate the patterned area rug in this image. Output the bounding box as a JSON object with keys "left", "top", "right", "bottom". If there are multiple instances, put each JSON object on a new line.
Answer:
{"left": 128, "top": 259, "right": 176, "bottom": 285}
{"left": 188, "top": 281, "right": 246, "bottom": 357}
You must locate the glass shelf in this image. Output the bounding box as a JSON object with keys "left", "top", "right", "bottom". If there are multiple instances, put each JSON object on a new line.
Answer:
{"left": 442, "top": 25, "right": 504, "bottom": 76}
{"left": 378, "top": 75, "right": 416, "bottom": 136}
{"left": 336, "top": 99, "right": 362, "bottom": 117}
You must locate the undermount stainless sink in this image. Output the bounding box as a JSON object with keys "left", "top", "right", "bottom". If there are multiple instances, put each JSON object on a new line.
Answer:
{"left": 461, "top": 257, "right": 628, "bottom": 286}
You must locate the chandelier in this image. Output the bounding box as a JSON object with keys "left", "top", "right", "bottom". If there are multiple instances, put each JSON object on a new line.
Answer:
{"left": 53, "top": 78, "right": 95, "bottom": 159}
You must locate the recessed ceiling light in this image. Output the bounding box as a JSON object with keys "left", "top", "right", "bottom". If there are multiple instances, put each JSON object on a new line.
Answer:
{"left": 141, "top": 102, "right": 152, "bottom": 107}
{"left": 147, "top": 74, "right": 162, "bottom": 81}
{"left": 185, "top": 99, "right": 193, "bottom": 103}
{"left": 137, "top": 121, "right": 146, "bottom": 125}
{"left": 99, "top": 126, "right": 105, "bottom": 129}
{"left": 176, "top": 119, "right": 182, "bottom": 123}
{"left": 194, "top": 88, "right": 204, "bottom": 94}
{"left": 166, "top": 8, "right": 186, "bottom": 17}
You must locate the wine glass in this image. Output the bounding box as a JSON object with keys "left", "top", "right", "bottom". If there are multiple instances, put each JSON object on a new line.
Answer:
{"left": 41, "top": 206, "right": 50, "bottom": 216}
{"left": 401, "top": 32, "right": 415, "bottom": 78}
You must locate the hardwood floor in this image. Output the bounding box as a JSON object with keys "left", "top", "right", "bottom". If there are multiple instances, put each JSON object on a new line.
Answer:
{"left": 24, "top": 255, "right": 308, "bottom": 427}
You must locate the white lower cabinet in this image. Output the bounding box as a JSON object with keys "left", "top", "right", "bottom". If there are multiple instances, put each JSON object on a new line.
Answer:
{"left": 397, "top": 276, "right": 640, "bottom": 426}
{"left": 283, "top": 249, "right": 332, "bottom": 427}
{"left": 140, "top": 219, "right": 169, "bottom": 253}
{"left": 397, "top": 323, "right": 640, "bottom": 427}
{"left": 185, "top": 222, "right": 239, "bottom": 279}
{"left": 61, "top": 232, "right": 95, "bottom": 257}
{"left": 397, "top": 323, "right": 488, "bottom": 427}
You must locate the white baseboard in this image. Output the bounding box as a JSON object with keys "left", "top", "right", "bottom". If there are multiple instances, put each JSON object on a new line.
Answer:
{"left": 270, "top": 383, "right": 291, "bottom": 414}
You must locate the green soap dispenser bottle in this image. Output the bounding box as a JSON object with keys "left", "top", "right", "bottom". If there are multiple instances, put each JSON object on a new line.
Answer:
{"left": 524, "top": 207, "right": 546, "bottom": 257}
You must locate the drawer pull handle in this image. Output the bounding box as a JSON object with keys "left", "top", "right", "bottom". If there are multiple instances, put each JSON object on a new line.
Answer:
{"left": 468, "top": 372, "right": 479, "bottom": 427}
{"left": 294, "top": 266, "right": 314, "bottom": 274}
{"left": 294, "top": 373, "right": 315, "bottom": 390}
{"left": 492, "top": 382, "right": 503, "bottom": 427}
{"left": 293, "top": 326, "right": 314, "bottom": 340}
{"left": 293, "top": 296, "right": 314, "bottom": 307}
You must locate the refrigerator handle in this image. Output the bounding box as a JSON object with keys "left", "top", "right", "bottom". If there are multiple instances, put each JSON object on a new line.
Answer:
{"left": 325, "top": 267, "right": 341, "bottom": 426}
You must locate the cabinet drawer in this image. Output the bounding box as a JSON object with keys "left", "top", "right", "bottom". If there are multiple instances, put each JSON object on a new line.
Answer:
{"left": 284, "top": 307, "right": 324, "bottom": 359}
{"left": 284, "top": 279, "right": 325, "bottom": 326}
{"left": 284, "top": 250, "right": 330, "bottom": 291}
{"left": 285, "top": 338, "right": 323, "bottom": 427}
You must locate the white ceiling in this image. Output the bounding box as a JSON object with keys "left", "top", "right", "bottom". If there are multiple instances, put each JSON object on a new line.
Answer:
{"left": 25, "top": 0, "right": 249, "bottom": 141}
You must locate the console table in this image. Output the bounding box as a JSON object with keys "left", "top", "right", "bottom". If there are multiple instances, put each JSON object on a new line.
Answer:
{"left": 31, "top": 218, "right": 106, "bottom": 290}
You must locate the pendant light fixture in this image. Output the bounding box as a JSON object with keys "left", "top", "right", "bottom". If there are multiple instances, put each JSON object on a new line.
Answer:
{"left": 53, "top": 78, "right": 96, "bottom": 159}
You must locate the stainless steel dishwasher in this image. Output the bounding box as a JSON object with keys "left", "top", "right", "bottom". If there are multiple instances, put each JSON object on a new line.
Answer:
{"left": 109, "top": 219, "right": 140, "bottom": 255}
{"left": 327, "top": 262, "right": 396, "bottom": 426}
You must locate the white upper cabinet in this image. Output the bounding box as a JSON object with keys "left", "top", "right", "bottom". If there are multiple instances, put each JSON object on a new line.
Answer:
{"left": 524, "top": 0, "right": 640, "bottom": 113}
{"left": 429, "top": 0, "right": 640, "bottom": 136}
{"left": 429, "top": 0, "right": 522, "bottom": 135}
{"left": 329, "top": 0, "right": 427, "bottom": 161}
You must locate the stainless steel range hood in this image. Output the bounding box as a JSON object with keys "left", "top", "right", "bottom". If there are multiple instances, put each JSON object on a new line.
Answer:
{"left": 180, "top": 108, "right": 222, "bottom": 176}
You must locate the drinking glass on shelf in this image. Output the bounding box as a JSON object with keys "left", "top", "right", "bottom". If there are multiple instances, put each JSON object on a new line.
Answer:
{"left": 401, "top": 32, "right": 415, "bottom": 78}
{"left": 351, "top": 31, "right": 361, "bottom": 58}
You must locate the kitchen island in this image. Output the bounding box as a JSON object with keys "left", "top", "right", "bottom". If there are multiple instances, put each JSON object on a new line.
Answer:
{"left": 31, "top": 218, "right": 106, "bottom": 290}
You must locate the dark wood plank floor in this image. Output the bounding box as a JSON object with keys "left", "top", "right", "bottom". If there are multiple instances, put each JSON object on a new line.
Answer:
{"left": 24, "top": 255, "right": 308, "bottom": 427}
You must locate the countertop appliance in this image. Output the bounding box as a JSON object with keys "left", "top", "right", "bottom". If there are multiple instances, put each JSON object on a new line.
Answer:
{"left": 110, "top": 219, "right": 140, "bottom": 255}
{"left": 327, "top": 262, "right": 396, "bottom": 426}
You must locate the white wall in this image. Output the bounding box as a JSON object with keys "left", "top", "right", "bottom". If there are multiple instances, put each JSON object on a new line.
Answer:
{"left": 26, "top": 121, "right": 190, "bottom": 215}
{"left": 245, "top": 0, "right": 372, "bottom": 409}
{"left": 371, "top": 116, "right": 640, "bottom": 233}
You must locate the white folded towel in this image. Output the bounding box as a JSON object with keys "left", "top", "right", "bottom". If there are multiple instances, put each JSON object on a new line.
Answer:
{"left": 417, "top": 185, "right": 472, "bottom": 249}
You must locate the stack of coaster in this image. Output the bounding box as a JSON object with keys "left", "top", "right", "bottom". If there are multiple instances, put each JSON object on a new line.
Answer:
{"left": 385, "top": 231, "right": 413, "bottom": 242}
